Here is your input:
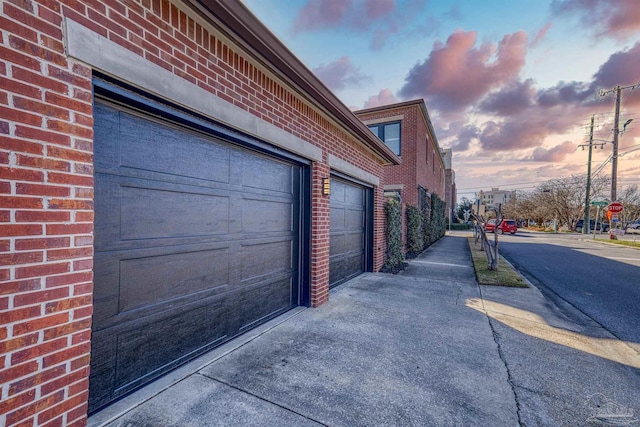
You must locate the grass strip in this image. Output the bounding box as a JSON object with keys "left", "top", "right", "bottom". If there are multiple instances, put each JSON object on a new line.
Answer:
{"left": 467, "top": 237, "right": 528, "bottom": 288}
{"left": 594, "top": 238, "right": 640, "bottom": 249}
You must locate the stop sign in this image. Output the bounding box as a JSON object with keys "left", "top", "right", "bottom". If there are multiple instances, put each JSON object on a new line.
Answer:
{"left": 608, "top": 202, "right": 623, "bottom": 213}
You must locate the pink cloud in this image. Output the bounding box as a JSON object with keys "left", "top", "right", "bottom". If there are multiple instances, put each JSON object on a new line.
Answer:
{"left": 312, "top": 56, "right": 370, "bottom": 91}
{"left": 399, "top": 30, "right": 528, "bottom": 112}
{"left": 525, "top": 141, "right": 576, "bottom": 162}
{"left": 591, "top": 42, "right": 640, "bottom": 94}
{"left": 362, "top": 89, "right": 400, "bottom": 108}
{"left": 479, "top": 79, "right": 535, "bottom": 116}
{"left": 432, "top": 120, "right": 481, "bottom": 152}
{"left": 446, "top": 40, "right": 640, "bottom": 153}
{"left": 530, "top": 22, "right": 552, "bottom": 47}
{"left": 477, "top": 97, "right": 595, "bottom": 152}
{"left": 292, "top": 0, "right": 426, "bottom": 50}
{"left": 293, "top": 0, "right": 350, "bottom": 33}
{"left": 294, "top": 0, "right": 397, "bottom": 33}
{"left": 366, "top": 0, "right": 396, "bottom": 19}
{"left": 552, "top": 0, "right": 640, "bottom": 41}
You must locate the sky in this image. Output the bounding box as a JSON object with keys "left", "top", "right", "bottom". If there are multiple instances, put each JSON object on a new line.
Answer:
{"left": 243, "top": 0, "right": 640, "bottom": 204}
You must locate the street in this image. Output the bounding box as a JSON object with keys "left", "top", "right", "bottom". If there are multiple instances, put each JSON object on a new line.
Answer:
{"left": 473, "top": 229, "right": 640, "bottom": 425}
{"left": 496, "top": 230, "right": 640, "bottom": 346}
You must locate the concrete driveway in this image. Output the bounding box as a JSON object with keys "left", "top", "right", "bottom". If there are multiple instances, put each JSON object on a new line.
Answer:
{"left": 91, "top": 235, "right": 518, "bottom": 426}
{"left": 90, "top": 233, "right": 640, "bottom": 426}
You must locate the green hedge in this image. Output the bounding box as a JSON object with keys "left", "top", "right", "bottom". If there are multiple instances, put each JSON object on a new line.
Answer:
{"left": 406, "top": 205, "right": 424, "bottom": 256}
{"left": 449, "top": 223, "right": 472, "bottom": 230}
{"left": 383, "top": 198, "right": 404, "bottom": 271}
{"left": 418, "top": 190, "right": 446, "bottom": 246}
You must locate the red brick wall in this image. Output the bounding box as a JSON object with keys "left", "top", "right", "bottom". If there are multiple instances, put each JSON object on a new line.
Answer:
{"left": 356, "top": 103, "right": 445, "bottom": 250}
{"left": 0, "top": 1, "right": 386, "bottom": 425}
{"left": 356, "top": 104, "right": 444, "bottom": 205}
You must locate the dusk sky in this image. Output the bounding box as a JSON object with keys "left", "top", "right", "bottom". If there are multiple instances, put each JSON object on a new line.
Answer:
{"left": 243, "top": 0, "right": 640, "bottom": 203}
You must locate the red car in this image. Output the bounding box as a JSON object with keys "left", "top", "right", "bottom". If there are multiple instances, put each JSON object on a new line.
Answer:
{"left": 485, "top": 219, "right": 518, "bottom": 234}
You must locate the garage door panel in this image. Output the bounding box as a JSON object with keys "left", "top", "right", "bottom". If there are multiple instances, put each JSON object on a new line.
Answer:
{"left": 89, "top": 293, "right": 232, "bottom": 412}
{"left": 234, "top": 277, "right": 295, "bottom": 333}
{"left": 329, "top": 177, "right": 368, "bottom": 288}
{"left": 242, "top": 153, "right": 294, "bottom": 194}
{"left": 120, "top": 186, "right": 231, "bottom": 240}
{"left": 92, "top": 247, "right": 232, "bottom": 328}
{"left": 91, "top": 100, "right": 302, "bottom": 412}
{"left": 94, "top": 103, "right": 232, "bottom": 184}
{"left": 242, "top": 198, "right": 293, "bottom": 233}
{"left": 95, "top": 176, "right": 236, "bottom": 251}
{"left": 240, "top": 240, "right": 292, "bottom": 282}
{"left": 344, "top": 185, "right": 363, "bottom": 204}
{"left": 329, "top": 254, "right": 363, "bottom": 286}
{"left": 118, "top": 248, "right": 231, "bottom": 314}
{"left": 113, "top": 300, "right": 230, "bottom": 389}
{"left": 330, "top": 207, "right": 345, "bottom": 230}
{"left": 345, "top": 208, "right": 364, "bottom": 229}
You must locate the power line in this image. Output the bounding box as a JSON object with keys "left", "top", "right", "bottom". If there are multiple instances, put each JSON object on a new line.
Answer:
{"left": 599, "top": 81, "right": 640, "bottom": 200}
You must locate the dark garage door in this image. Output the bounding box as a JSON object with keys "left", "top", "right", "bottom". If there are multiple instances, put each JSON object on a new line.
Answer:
{"left": 329, "top": 176, "right": 370, "bottom": 287}
{"left": 90, "top": 100, "right": 302, "bottom": 412}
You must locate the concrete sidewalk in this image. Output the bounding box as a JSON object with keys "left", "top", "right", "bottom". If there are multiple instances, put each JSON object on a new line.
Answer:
{"left": 90, "top": 233, "right": 640, "bottom": 426}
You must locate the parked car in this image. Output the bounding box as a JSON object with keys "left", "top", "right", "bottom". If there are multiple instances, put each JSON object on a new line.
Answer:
{"left": 484, "top": 219, "right": 518, "bottom": 234}
{"left": 626, "top": 220, "right": 640, "bottom": 234}
{"left": 574, "top": 219, "right": 609, "bottom": 233}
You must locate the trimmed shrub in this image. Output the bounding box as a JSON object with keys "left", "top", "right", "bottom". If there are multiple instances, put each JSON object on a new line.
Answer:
{"left": 450, "top": 223, "right": 472, "bottom": 230}
{"left": 406, "top": 205, "right": 424, "bottom": 256}
{"left": 383, "top": 198, "right": 404, "bottom": 271}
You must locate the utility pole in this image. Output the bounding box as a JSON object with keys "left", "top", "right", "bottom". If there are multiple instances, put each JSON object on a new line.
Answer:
{"left": 580, "top": 115, "right": 595, "bottom": 234}
{"left": 600, "top": 82, "right": 640, "bottom": 201}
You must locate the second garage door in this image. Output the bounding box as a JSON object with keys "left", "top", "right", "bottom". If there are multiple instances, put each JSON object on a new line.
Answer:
{"left": 89, "top": 97, "right": 303, "bottom": 412}
{"left": 329, "top": 176, "right": 371, "bottom": 287}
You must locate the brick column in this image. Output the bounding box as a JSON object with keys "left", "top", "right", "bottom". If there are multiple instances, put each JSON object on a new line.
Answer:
{"left": 310, "top": 161, "right": 330, "bottom": 307}
{"left": 0, "top": 4, "right": 94, "bottom": 425}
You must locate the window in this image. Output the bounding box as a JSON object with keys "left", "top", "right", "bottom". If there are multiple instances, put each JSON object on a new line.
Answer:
{"left": 368, "top": 121, "right": 401, "bottom": 155}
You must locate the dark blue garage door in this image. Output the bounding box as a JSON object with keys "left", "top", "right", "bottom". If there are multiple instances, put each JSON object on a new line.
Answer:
{"left": 89, "top": 99, "right": 302, "bottom": 412}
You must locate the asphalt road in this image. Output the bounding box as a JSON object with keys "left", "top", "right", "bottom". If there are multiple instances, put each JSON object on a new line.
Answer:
{"left": 496, "top": 230, "right": 640, "bottom": 346}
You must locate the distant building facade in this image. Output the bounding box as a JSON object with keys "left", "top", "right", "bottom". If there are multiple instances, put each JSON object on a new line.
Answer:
{"left": 477, "top": 188, "right": 516, "bottom": 213}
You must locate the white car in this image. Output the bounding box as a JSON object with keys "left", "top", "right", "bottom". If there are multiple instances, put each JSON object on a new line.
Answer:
{"left": 627, "top": 222, "right": 640, "bottom": 234}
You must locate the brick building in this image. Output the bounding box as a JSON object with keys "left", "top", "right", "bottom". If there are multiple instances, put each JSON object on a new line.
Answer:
{"left": 355, "top": 100, "right": 445, "bottom": 247}
{"left": 0, "top": 1, "right": 400, "bottom": 425}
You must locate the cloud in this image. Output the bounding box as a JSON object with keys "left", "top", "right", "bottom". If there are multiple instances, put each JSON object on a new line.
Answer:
{"left": 293, "top": 0, "right": 350, "bottom": 33}
{"left": 524, "top": 141, "right": 577, "bottom": 162}
{"left": 434, "top": 120, "right": 480, "bottom": 151}
{"left": 292, "top": 0, "right": 429, "bottom": 50}
{"left": 591, "top": 42, "right": 640, "bottom": 94}
{"left": 551, "top": 0, "right": 640, "bottom": 41}
{"left": 312, "top": 56, "right": 371, "bottom": 91}
{"left": 362, "top": 89, "right": 400, "bottom": 109}
{"left": 399, "top": 30, "right": 528, "bottom": 112}
{"left": 293, "top": 0, "right": 396, "bottom": 33}
{"left": 366, "top": 0, "right": 396, "bottom": 19}
{"left": 530, "top": 22, "right": 552, "bottom": 47}
{"left": 479, "top": 79, "right": 535, "bottom": 116}
{"left": 449, "top": 41, "right": 640, "bottom": 153}
{"left": 476, "top": 97, "right": 587, "bottom": 152}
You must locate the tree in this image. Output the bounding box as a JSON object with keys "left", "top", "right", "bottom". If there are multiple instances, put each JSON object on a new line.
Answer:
{"left": 455, "top": 197, "right": 473, "bottom": 222}
{"left": 619, "top": 184, "right": 640, "bottom": 227}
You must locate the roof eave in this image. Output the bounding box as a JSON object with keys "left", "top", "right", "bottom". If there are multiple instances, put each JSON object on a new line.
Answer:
{"left": 191, "top": 0, "right": 400, "bottom": 165}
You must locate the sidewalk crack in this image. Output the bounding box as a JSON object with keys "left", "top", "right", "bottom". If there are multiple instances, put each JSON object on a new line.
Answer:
{"left": 479, "top": 286, "right": 524, "bottom": 427}
{"left": 197, "top": 373, "right": 328, "bottom": 426}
